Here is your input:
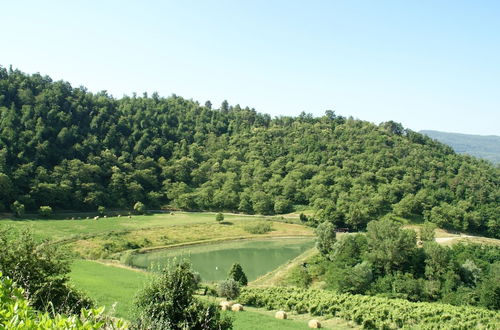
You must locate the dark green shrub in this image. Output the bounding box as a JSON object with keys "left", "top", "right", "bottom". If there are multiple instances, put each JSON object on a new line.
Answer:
{"left": 133, "top": 202, "right": 146, "bottom": 214}
{"left": 228, "top": 263, "right": 248, "bottom": 286}
{"left": 215, "top": 213, "right": 224, "bottom": 222}
{"left": 38, "top": 206, "right": 52, "bottom": 217}
{"left": 97, "top": 206, "right": 106, "bottom": 216}
{"left": 11, "top": 201, "right": 24, "bottom": 217}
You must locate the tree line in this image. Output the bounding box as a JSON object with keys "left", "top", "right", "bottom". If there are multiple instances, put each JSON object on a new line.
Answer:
{"left": 308, "top": 219, "right": 500, "bottom": 310}
{"left": 0, "top": 67, "right": 498, "bottom": 237}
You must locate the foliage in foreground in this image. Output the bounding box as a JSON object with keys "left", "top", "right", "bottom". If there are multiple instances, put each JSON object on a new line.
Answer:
{"left": 239, "top": 286, "right": 500, "bottom": 329}
{"left": 133, "top": 260, "right": 232, "bottom": 329}
{"left": 0, "top": 227, "right": 93, "bottom": 315}
{"left": 0, "top": 273, "right": 126, "bottom": 329}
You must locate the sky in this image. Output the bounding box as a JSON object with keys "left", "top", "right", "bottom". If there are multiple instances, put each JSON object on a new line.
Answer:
{"left": 1, "top": 0, "right": 499, "bottom": 135}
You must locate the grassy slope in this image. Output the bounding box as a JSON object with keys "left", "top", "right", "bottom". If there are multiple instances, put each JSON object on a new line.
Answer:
{"left": 71, "top": 260, "right": 353, "bottom": 329}
{"left": 70, "top": 260, "right": 149, "bottom": 319}
{"left": 0, "top": 212, "right": 314, "bottom": 258}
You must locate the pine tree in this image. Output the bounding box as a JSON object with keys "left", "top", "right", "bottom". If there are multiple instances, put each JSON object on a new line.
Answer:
{"left": 228, "top": 263, "right": 248, "bottom": 286}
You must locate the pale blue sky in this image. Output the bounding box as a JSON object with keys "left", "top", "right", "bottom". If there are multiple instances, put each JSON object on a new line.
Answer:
{"left": 1, "top": 0, "right": 499, "bottom": 135}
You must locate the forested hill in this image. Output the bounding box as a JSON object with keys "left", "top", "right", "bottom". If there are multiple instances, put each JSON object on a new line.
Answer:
{"left": 0, "top": 68, "right": 498, "bottom": 237}
{"left": 420, "top": 130, "right": 500, "bottom": 164}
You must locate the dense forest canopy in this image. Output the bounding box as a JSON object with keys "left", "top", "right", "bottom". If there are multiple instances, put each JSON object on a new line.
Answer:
{"left": 0, "top": 67, "right": 498, "bottom": 237}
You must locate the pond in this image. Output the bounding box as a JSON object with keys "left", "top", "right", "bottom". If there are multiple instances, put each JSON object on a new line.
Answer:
{"left": 129, "top": 238, "right": 314, "bottom": 282}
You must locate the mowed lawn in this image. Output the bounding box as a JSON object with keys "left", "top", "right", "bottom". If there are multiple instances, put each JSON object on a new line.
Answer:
{"left": 70, "top": 259, "right": 149, "bottom": 319}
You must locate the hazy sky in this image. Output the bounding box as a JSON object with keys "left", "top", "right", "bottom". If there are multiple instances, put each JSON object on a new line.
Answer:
{"left": 2, "top": 1, "right": 499, "bottom": 135}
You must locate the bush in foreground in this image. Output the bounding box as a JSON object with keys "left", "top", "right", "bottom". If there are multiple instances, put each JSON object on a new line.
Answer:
{"left": 0, "top": 227, "right": 93, "bottom": 315}
{"left": 134, "top": 260, "right": 232, "bottom": 329}
{"left": 0, "top": 272, "right": 126, "bottom": 329}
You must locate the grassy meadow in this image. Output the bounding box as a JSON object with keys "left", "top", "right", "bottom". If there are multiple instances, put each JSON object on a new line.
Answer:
{"left": 0, "top": 211, "right": 314, "bottom": 258}
{"left": 70, "top": 260, "right": 149, "bottom": 319}
{"left": 70, "top": 259, "right": 353, "bottom": 329}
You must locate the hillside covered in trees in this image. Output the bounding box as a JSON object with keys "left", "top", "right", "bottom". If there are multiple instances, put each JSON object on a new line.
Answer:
{"left": 0, "top": 67, "right": 498, "bottom": 237}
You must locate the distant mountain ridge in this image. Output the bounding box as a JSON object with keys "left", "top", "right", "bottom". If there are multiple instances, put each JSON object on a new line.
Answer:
{"left": 420, "top": 130, "right": 500, "bottom": 164}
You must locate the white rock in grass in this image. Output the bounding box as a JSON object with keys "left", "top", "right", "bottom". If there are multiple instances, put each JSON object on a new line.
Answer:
{"left": 231, "top": 303, "right": 244, "bottom": 311}
{"left": 275, "top": 311, "right": 287, "bottom": 319}
{"left": 308, "top": 319, "right": 321, "bottom": 328}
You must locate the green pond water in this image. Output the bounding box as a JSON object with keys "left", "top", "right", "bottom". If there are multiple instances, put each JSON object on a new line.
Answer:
{"left": 130, "top": 238, "right": 314, "bottom": 282}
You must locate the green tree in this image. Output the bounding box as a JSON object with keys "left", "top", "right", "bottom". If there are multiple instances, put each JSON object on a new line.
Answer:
{"left": 134, "top": 260, "right": 232, "bottom": 329}
{"left": 215, "top": 212, "right": 224, "bottom": 223}
{"left": 366, "top": 218, "right": 417, "bottom": 275}
{"left": 479, "top": 262, "right": 500, "bottom": 310}
{"left": 38, "top": 206, "right": 53, "bottom": 217}
{"left": 217, "top": 279, "right": 240, "bottom": 300}
{"left": 228, "top": 263, "right": 248, "bottom": 286}
{"left": 340, "top": 262, "right": 373, "bottom": 294}
{"left": 331, "top": 233, "right": 368, "bottom": 267}
{"left": 315, "top": 221, "right": 336, "bottom": 259}
{"left": 97, "top": 205, "right": 106, "bottom": 216}
{"left": 423, "top": 242, "right": 451, "bottom": 281}
{"left": 133, "top": 201, "right": 146, "bottom": 214}
{"left": 420, "top": 222, "right": 437, "bottom": 242}
{"left": 11, "top": 201, "right": 25, "bottom": 217}
{"left": 252, "top": 191, "right": 274, "bottom": 215}
{"left": 274, "top": 196, "right": 293, "bottom": 214}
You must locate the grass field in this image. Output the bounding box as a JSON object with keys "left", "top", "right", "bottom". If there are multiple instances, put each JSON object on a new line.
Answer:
{"left": 70, "top": 259, "right": 354, "bottom": 329}
{"left": 0, "top": 212, "right": 314, "bottom": 258}
{"left": 70, "top": 259, "right": 149, "bottom": 318}
{"left": 229, "top": 307, "right": 356, "bottom": 329}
